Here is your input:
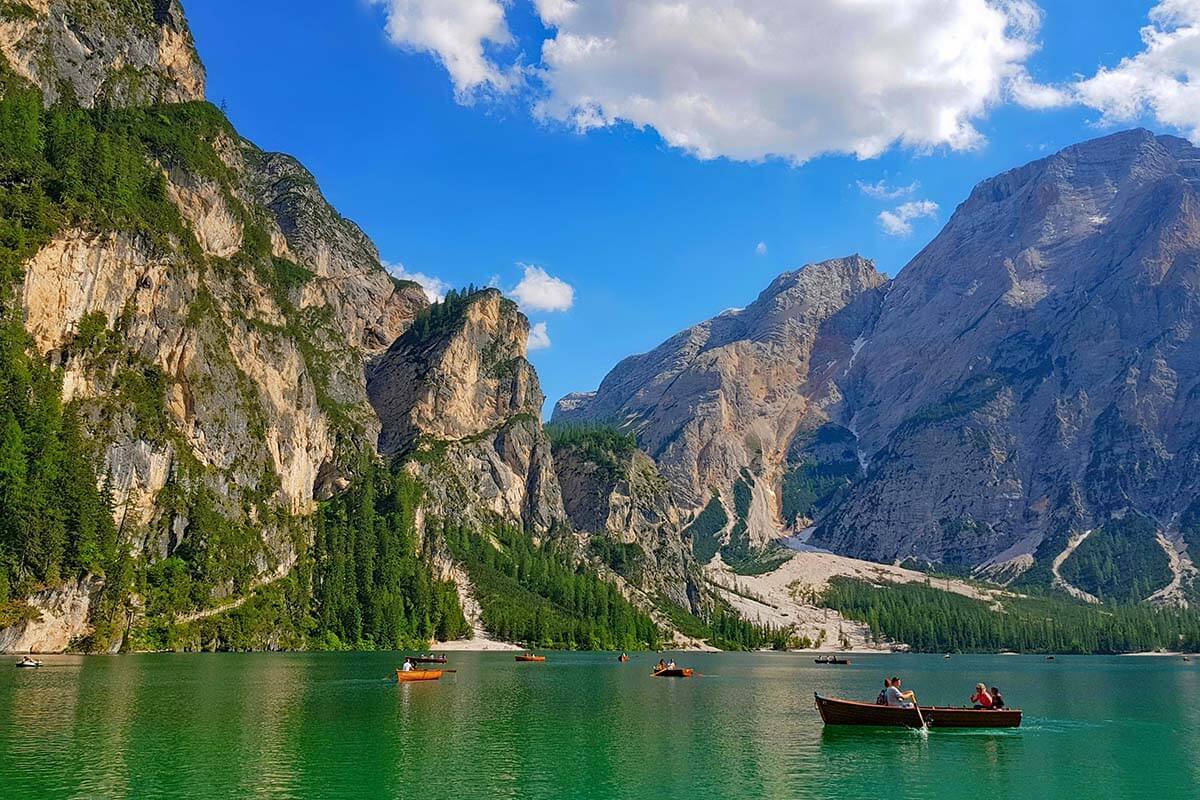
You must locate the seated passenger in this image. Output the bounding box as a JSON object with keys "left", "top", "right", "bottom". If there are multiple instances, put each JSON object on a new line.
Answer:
{"left": 970, "top": 683, "right": 994, "bottom": 709}
{"left": 990, "top": 687, "right": 1005, "bottom": 709}
{"left": 876, "top": 678, "right": 891, "bottom": 706}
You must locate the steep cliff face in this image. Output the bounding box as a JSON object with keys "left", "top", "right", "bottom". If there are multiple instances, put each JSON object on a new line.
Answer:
{"left": 368, "top": 289, "right": 565, "bottom": 532}
{"left": 814, "top": 130, "right": 1200, "bottom": 585}
{"left": 549, "top": 429, "right": 698, "bottom": 608}
{"left": 0, "top": 0, "right": 204, "bottom": 107}
{"left": 554, "top": 256, "right": 887, "bottom": 552}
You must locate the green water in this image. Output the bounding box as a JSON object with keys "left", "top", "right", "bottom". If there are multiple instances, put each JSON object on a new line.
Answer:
{"left": 2, "top": 652, "right": 1197, "bottom": 799}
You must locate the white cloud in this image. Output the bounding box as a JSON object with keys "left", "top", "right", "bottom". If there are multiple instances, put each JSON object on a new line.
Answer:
{"left": 857, "top": 179, "right": 920, "bottom": 200}
{"left": 755, "top": 241, "right": 767, "bottom": 256}
{"left": 1012, "top": 3, "right": 1200, "bottom": 140}
{"left": 384, "top": 261, "right": 451, "bottom": 302}
{"left": 510, "top": 264, "right": 575, "bottom": 312}
{"left": 372, "top": 0, "right": 1041, "bottom": 162}
{"left": 527, "top": 321, "right": 552, "bottom": 350}
{"left": 370, "top": 0, "right": 518, "bottom": 99}
{"left": 878, "top": 200, "right": 940, "bottom": 237}
{"left": 532, "top": 0, "right": 1041, "bottom": 163}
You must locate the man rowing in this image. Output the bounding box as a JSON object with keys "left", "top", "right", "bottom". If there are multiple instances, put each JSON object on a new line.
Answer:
{"left": 885, "top": 676, "right": 917, "bottom": 709}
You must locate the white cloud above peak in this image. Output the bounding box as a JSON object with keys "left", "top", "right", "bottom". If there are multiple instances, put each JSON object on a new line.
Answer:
{"left": 510, "top": 264, "right": 575, "bottom": 312}
{"left": 533, "top": 0, "right": 1041, "bottom": 163}
{"left": 372, "top": 0, "right": 1043, "bottom": 162}
{"left": 384, "top": 261, "right": 451, "bottom": 302}
{"left": 1012, "top": 2, "right": 1200, "bottom": 141}
{"left": 878, "top": 200, "right": 940, "bottom": 237}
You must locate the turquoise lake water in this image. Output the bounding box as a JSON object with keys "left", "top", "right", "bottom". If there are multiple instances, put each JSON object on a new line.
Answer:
{"left": 2, "top": 651, "right": 1197, "bottom": 798}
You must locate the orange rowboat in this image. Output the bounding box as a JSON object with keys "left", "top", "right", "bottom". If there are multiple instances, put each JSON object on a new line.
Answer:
{"left": 396, "top": 669, "right": 444, "bottom": 682}
{"left": 515, "top": 654, "right": 546, "bottom": 662}
{"left": 652, "top": 667, "right": 693, "bottom": 678}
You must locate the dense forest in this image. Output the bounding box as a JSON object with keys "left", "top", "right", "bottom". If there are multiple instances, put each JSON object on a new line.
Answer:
{"left": 441, "top": 518, "right": 659, "bottom": 650}
{"left": 310, "top": 463, "right": 470, "bottom": 650}
{"left": 1057, "top": 515, "right": 1173, "bottom": 603}
{"left": 823, "top": 577, "right": 1200, "bottom": 654}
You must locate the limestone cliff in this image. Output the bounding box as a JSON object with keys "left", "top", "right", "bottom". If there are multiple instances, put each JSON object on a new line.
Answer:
{"left": 553, "top": 256, "right": 887, "bottom": 555}
{"left": 367, "top": 289, "right": 565, "bottom": 532}
{"left": 0, "top": 0, "right": 205, "bottom": 107}
{"left": 549, "top": 428, "right": 699, "bottom": 609}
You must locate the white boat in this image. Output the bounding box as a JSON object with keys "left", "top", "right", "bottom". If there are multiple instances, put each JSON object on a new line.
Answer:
{"left": 16, "top": 657, "right": 43, "bottom": 668}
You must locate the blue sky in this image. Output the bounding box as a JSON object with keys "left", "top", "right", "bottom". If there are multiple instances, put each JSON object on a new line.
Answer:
{"left": 185, "top": 1, "right": 1194, "bottom": 413}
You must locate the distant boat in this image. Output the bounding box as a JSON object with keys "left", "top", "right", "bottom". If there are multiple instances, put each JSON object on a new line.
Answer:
{"left": 943, "top": 654, "right": 952, "bottom": 659}
{"left": 814, "top": 655, "right": 851, "bottom": 665}
{"left": 15, "top": 657, "right": 42, "bottom": 669}
{"left": 515, "top": 654, "right": 546, "bottom": 662}
{"left": 815, "top": 694, "right": 1022, "bottom": 728}
{"left": 411, "top": 655, "right": 447, "bottom": 664}
{"left": 618, "top": 654, "right": 630, "bottom": 663}
{"left": 652, "top": 667, "right": 693, "bottom": 678}
{"left": 1045, "top": 656, "right": 1056, "bottom": 661}
{"left": 396, "top": 668, "right": 443, "bottom": 682}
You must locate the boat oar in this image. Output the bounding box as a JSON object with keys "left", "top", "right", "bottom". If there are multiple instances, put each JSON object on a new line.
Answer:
{"left": 911, "top": 693, "right": 928, "bottom": 732}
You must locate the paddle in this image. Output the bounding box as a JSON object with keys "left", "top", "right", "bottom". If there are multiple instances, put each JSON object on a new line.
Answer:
{"left": 911, "top": 692, "right": 928, "bottom": 732}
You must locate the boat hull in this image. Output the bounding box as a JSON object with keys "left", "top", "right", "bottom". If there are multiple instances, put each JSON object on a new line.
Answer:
{"left": 815, "top": 694, "right": 1021, "bottom": 728}
{"left": 396, "top": 669, "right": 443, "bottom": 682}
{"left": 411, "top": 657, "right": 447, "bottom": 664}
{"left": 652, "top": 668, "right": 694, "bottom": 678}
{"left": 515, "top": 656, "right": 546, "bottom": 662}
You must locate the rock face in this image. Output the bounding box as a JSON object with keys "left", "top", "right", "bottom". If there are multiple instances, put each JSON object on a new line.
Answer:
{"left": 0, "top": 0, "right": 205, "bottom": 107}
{"left": 368, "top": 290, "right": 565, "bottom": 532}
{"left": 554, "top": 256, "right": 887, "bottom": 547}
{"left": 562, "top": 129, "right": 1200, "bottom": 595}
{"left": 550, "top": 433, "right": 698, "bottom": 608}
{"left": 814, "top": 129, "right": 1200, "bottom": 577}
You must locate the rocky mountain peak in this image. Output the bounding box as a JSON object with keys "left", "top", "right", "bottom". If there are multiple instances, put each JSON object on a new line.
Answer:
{"left": 0, "top": 0, "right": 205, "bottom": 107}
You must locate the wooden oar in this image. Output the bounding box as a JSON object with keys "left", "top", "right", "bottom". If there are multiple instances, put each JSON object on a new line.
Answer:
{"left": 911, "top": 693, "right": 928, "bottom": 731}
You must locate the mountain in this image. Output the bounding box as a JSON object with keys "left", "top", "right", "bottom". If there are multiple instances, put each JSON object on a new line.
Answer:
{"left": 554, "top": 256, "right": 887, "bottom": 561}
{"left": 819, "top": 129, "right": 1200, "bottom": 587}
{"left": 560, "top": 130, "right": 1200, "bottom": 602}
{"left": 0, "top": 0, "right": 707, "bottom": 654}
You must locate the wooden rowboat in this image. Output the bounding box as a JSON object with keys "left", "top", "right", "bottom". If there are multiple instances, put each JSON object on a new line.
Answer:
{"left": 652, "top": 667, "right": 694, "bottom": 678}
{"left": 396, "top": 669, "right": 443, "bottom": 682}
{"left": 411, "top": 656, "right": 448, "bottom": 664}
{"left": 815, "top": 694, "right": 1021, "bottom": 728}
{"left": 618, "top": 655, "right": 630, "bottom": 663}
{"left": 814, "top": 656, "right": 851, "bottom": 665}
{"left": 515, "top": 654, "right": 546, "bottom": 662}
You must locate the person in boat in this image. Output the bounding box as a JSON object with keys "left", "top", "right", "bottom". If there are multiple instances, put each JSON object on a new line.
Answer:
{"left": 656, "top": 658, "right": 667, "bottom": 672}
{"left": 401, "top": 658, "right": 414, "bottom": 672}
{"left": 990, "top": 687, "right": 1005, "bottom": 710}
{"left": 876, "top": 678, "right": 891, "bottom": 705}
{"left": 886, "top": 677, "right": 916, "bottom": 709}
{"left": 666, "top": 659, "right": 677, "bottom": 670}
{"left": 970, "top": 683, "right": 994, "bottom": 709}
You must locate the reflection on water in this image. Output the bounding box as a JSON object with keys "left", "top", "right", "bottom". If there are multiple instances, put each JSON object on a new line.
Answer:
{"left": 2, "top": 652, "right": 1198, "bottom": 799}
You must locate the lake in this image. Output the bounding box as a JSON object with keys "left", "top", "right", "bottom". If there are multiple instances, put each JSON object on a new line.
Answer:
{"left": 2, "top": 651, "right": 1197, "bottom": 798}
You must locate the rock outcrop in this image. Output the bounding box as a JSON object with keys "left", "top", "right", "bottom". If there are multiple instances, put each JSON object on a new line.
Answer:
{"left": 550, "top": 431, "right": 698, "bottom": 608}
{"left": 0, "top": 0, "right": 205, "bottom": 107}
{"left": 368, "top": 289, "right": 565, "bottom": 532}
{"left": 554, "top": 256, "right": 887, "bottom": 550}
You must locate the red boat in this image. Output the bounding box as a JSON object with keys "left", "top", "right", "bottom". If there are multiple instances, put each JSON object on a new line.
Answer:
{"left": 652, "top": 667, "right": 694, "bottom": 678}
{"left": 815, "top": 694, "right": 1021, "bottom": 728}
{"left": 515, "top": 654, "right": 546, "bottom": 662}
